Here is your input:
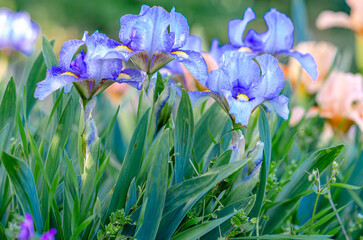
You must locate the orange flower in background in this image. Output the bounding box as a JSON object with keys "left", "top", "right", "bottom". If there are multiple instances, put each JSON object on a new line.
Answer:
{"left": 316, "top": 71, "right": 363, "bottom": 132}
{"left": 288, "top": 41, "right": 337, "bottom": 94}
{"left": 105, "top": 83, "right": 130, "bottom": 105}
{"left": 316, "top": 0, "right": 363, "bottom": 34}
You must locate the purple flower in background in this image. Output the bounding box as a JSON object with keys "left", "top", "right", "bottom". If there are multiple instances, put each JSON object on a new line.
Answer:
{"left": 18, "top": 214, "right": 34, "bottom": 240}
{"left": 39, "top": 229, "right": 57, "bottom": 240}
{"left": 0, "top": 8, "right": 40, "bottom": 55}
{"left": 227, "top": 8, "right": 318, "bottom": 81}
{"left": 119, "top": 5, "right": 208, "bottom": 85}
{"left": 18, "top": 213, "right": 56, "bottom": 240}
{"left": 205, "top": 51, "right": 289, "bottom": 125}
{"left": 34, "top": 31, "right": 145, "bottom": 101}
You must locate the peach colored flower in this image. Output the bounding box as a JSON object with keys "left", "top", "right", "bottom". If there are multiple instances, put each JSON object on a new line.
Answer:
{"left": 316, "top": 0, "right": 363, "bottom": 34}
{"left": 288, "top": 41, "right": 337, "bottom": 94}
{"left": 105, "top": 83, "right": 130, "bottom": 105}
{"left": 316, "top": 71, "right": 363, "bottom": 131}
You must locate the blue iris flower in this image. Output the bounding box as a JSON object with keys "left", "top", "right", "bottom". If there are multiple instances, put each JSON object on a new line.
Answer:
{"left": 227, "top": 8, "right": 318, "bottom": 81}
{"left": 119, "top": 5, "right": 208, "bottom": 85}
{"left": 34, "top": 31, "right": 145, "bottom": 101}
{"left": 0, "top": 8, "right": 40, "bottom": 56}
{"left": 205, "top": 51, "right": 289, "bottom": 126}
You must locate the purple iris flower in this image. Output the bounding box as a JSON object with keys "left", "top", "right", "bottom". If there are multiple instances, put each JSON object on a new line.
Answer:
{"left": 0, "top": 8, "right": 40, "bottom": 56}
{"left": 119, "top": 5, "right": 208, "bottom": 85}
{"left": 34, "top": 31, "right": 145, "bottom": 101}
{"left": 18, "top": 213, "right": 56, "bottom": 240}
{"left": 205, "top": 51, "right": 289, "bottom": 126}
{"left": 227, "top": 8, "right": 318, "bottom": 81}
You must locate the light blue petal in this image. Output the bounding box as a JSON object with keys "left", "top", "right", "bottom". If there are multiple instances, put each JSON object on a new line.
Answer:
{"left": 222, "top": 51, "right": 260, "bottom": 90}
{"left": 228, "top": 8, "right": 256, "bottom": 47}
{"left": 83, "top": 31, "right": 134, "bottom": 61}
{"left": 170, "top": 7, "right": 189, "bottom": 49}
{"left": 119, "top": 13, "right": 141, "bottom": 46}
{"left": 226, "top": 91, "right": 253, "bottom": 125}
{"left": 283, "top": 50, "right": 318, "bottom": 81}
{"left": 206, "top": 68, "right": 231, "bottom": 94}
{"left": 261, "top": 8, "right": 294, "bottom": 53}
{"left": 115, "top": 68, "right": 146, "bottom": 90}
{"left": 252, "top": 54, "right": 285, "bottom": 99}
{"left": 59, "top": 39, "right": 84, "bottom": 69}
{"left": 172, "top": 50, "right": 208, "bottom": 86}
{"left": 182, "top": 34, "right": 202, "bottom": 52}
{"left": 34, "top": 69, "right": 81, "bottom": 100}
{"left": 264, "top": 94, "right": 289, "bottom": 120}
{"left": 139, "top": 5, "right": 151, "bottom": 15}
{"left": 244, "top": 8, "right": 294, "bottom": 54}
{"left": 130, "top": 7, "right": 173, "bottom": 54}
{"left": 86, "top": 58, "right": 123, "bottom": 82}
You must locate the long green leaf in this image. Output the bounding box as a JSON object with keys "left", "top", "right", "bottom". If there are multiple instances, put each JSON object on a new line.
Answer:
{"left": 107, "top": 108, "right": 149, "bottom": 219}
{"left": 156, "top": 159, "right": 249, "bottom": 240}
{"left": 0, "top": 77, "right": 16, "bottom": 137}
{"left": 171, "top": 212, "right": 238, "bottom": 240}
{"left": 175, "top": 90, "right": 194, "bottom": 183}
{"left": 234, "top": 235, "right": 332, "bottom": 239}
{"left": 45, "top": 97, "right": 75, "bottom": 183}
{"left": 251, "top": 107, "right": 271, "bottom": 218}
{"left": 135, "top": 129, "right": 170, "bottom": 240}
{"left": 1, "top": 152, "right": 43, "bottom": 232}
{"left": 42, "top": 36, "right": 58, "bottom": 69}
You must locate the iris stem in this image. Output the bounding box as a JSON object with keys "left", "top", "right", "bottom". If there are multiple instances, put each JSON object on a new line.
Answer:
{"left": 308, "top": 192, "right": 320, "bottom": 235}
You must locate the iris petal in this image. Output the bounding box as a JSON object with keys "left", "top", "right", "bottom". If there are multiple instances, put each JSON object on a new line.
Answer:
{"left": 252, "top": 54, "right": 285, "bottom": 99}
{"left": 170, "top": 7, "right": 189, "bottom": 49}
{"left": 34, "top": 68, "right": 83, "bottom": 100}
{"left": 59, "top": 39, "right": 84, "bottom": 69}
{"left": 283, "top": 50, "right": 318, "bottom": 81}
{"left": 264, "top": 94, "right": 290, "bottom": 120}
{"left": 228, "top": 8, "right": 256, "bottom": 47}
{"left": 115, "top": 68, "right": 146, "bottom": 90}
{"left": 172, "top": 50, "right": 208, "bottom": 86}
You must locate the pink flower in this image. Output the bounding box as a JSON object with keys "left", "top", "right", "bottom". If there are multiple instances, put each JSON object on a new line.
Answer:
{"left": 316, "top": 0, "right": 363, "bottom": 33}
{"left": 288, "top": 41, "right": 337, "bottom": 94}
{"left": 316, "top": 71, "right": 363, "bottom": 131}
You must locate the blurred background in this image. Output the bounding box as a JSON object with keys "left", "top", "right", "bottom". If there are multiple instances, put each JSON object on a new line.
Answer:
{"left": 0, "top": 0, "right": 356, "bottom": 68}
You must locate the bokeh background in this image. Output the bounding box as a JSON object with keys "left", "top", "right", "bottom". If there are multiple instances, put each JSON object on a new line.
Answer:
{"left": 0, "top": 0, "right": 357, "bottom": 71}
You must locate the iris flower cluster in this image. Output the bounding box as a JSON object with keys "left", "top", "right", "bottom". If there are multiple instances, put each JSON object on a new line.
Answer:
{"left": 35, "top": 5, "right": 317, "bottom": 127}
{"left": 0, "top": 8, "right": 40, "bottom": 55}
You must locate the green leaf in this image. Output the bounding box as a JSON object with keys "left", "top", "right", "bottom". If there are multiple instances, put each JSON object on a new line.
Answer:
{"left": 194, "top": 103, "right": 230, "bottom": 165}
{"left": 156, "top": 159, "right": 249, "bottom": 240}
{"left": 234, "top": 235, "right": 333, "bottom": 239}
{"left": 330, "top": 183, "right": 362, "bottom": 190}
{"left": 107, "top": 108, "right": 149, "bottom": 219}
{"left": 0, "top": 77, "right": 16, "bottom": 136}
{"left": 135, "top": 129, "right": 170, "bottom": 240}
{"left": 42, "top": 36, "right": 58, "bottom": 69}
{"left": 251, "top": 107, "right": 271, "bottom": 218}
{"left": 0, "top": 124, "right": 9, "bottom": 155}
{"left": 26, "top": 41, "right": 53, "bottom": 116}
{"left": 1, "top": 152, "right": 43, "bottom": 232}
{"left": 202, "top": 195, "right": 256, "bottom": 239}
{"left": 153, "top": 72, "right": 165, "bottom": 103}
{"left": 16, "top": 106, "right": 28, "bottom": 159}
{"left": 170, "top": 212, "right": 238, "bottom": 240}
{"left": 27, "top": 128, "right": 51, "bottom": 187}
{"left": 264, "top": 144, "right": 344, "bottom": 233}
{"left": 45, "top": 97, "right": 75, "bottom": 183}
{"left": 70, "top": 215, "right": 94, "bottom": 240}
{"left": 175, "top": 90, "right": 194, "bottom": 183}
